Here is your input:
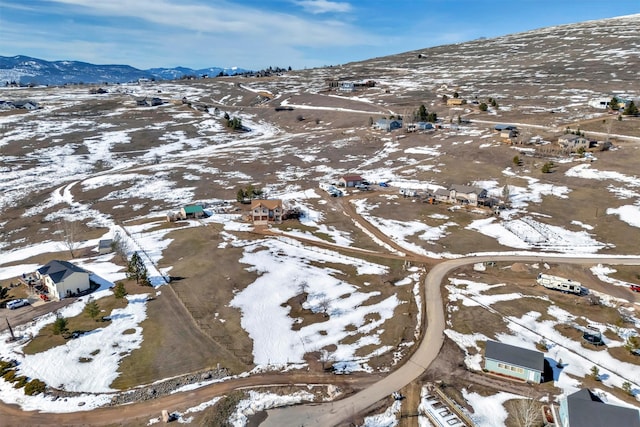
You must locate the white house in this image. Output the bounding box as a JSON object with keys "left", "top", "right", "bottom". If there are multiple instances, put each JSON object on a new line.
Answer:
{"left": 36, "top": 260, "right": 91, "bottom": 300}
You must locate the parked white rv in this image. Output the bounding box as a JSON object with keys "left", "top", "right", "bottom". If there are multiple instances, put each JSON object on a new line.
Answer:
{"left": 536, "top": 273, "right": 582, "bottom": 295}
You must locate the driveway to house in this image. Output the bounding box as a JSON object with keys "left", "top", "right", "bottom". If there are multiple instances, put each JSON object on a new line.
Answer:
{"left": 260, "top": 254, "right": 640, "bottom": 427}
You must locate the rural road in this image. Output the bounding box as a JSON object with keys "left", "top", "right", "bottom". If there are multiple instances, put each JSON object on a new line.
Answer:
{"left": 260, "top": 254, "right": 640, "bottom": 427}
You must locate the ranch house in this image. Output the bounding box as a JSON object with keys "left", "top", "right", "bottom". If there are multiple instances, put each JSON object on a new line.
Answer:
{"left": 36, "top": 260, "right": 91, "bottom": 300}
{"left": 484, "top": 340, "right": 544, "bottom": 383}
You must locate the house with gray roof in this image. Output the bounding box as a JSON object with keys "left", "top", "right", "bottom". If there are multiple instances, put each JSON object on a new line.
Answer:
{"left": 36, "top": 260, "right": 91, "bottom": 300}
{"left": 449, "top": 185, "right": 488, "bottom": 206}
{"left": 556, "top": 389, "right": 640, "bottom": 427}
{"left": 374, "top": 118, "right": 403, "bottom": 132}
{"left": 484, "top": 340, "right": 544, "bottom": 383}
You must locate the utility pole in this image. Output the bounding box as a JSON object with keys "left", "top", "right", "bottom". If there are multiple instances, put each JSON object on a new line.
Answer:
{"left": 6, "top": 318, "right": 16, "bottom": 341}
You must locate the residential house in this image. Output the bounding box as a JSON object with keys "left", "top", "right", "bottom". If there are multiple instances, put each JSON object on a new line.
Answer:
{"left": 500, "top": 129, "right": 518, "bottom": 143}
{"left": 434, "top": 188, "right": 451, "bottom": 204}
{"left": 556, "top": 389, "right": 640, "bottom": 427}
{"left": 98, "top": 239, "right": 113, "bottom": 255}
{"left": 251, "top": 199, "right": 283, "bottom": 224}
{"left": 407, "top": 122, "right": 434, "bottom": 132}
{"left": 339, "top": 174, "right": 364, "bottom": 188}
{"left": 12, "top": 100, "right": 39, "bottom": 110}
{"left": 558, "top": 135, "right": 590, "bottom": 151}
{"left": 484, "top": 340, "right": 544, "bottom": 383}
{"left": 374, "top": 119, "right": 403, "bottom": 131}
{"left": 494, "top": 124, "right": 517, "bottom": 132}
{"left": 446, "top": 98, "right": 466, "bottom": 106}
{"left": 449, "top": 185, "right": 488, "bottom": 206}
{"left": 339, "top": 82, "right": 355, "bottom": 92}
{"left": 36, "top": 260, "right": 91, "bottom": 300}
{"left": 180, "top": 205, "right": 204, "bottom": 219}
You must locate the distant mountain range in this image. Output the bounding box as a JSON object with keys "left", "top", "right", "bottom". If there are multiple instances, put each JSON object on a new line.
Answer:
{"left": 0, "top": 55, "right": 249, "bottom": 86}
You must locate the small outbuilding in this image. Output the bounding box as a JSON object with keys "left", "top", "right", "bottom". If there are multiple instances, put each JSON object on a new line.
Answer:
{"left": 98, "top": 239, "right": 113, "bottom": 255}
{"left": 484, "top": 340, "right": 544, "bottom": 383}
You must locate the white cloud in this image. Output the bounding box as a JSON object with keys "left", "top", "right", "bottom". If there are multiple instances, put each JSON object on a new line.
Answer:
{"left": 294, "top": 0, "right": 353, "bottom": 14}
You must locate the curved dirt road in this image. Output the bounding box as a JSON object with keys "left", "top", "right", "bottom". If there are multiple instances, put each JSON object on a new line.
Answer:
{"left": 260, "top": 254, "right": 640, "bottom": 427}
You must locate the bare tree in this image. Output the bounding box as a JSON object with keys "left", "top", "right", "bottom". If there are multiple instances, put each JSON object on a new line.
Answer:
{"left": 318, "top": 296, "right": 331, "bottom": 317}
{"left": 111, "top": 230, "right": 130, "bottom": 262}
{"left": 318, "top": 349, "right": 333, "bottom": 371}
{"left": 58, "top": 220, "right": 82, "bottom": 258}
{"left": 507, "top": 394, "right": 541, "bottom": 427}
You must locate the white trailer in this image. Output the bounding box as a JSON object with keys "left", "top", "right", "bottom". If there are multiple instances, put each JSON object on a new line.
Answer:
{"left": 536, "top": 273, "right": 582, "bottom": 295}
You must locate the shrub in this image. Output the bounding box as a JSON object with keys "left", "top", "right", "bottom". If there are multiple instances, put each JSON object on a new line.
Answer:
{"left": 200, "top": 391, "right": 245, "bottom": 427}
{"left": 0, "top": 360, "right": 14, "bottom": 375}
{"left": 3, "top": 369, "right": 16, "bottom": 382}
{"left": 24, "top": 379, "right": 46, "bottom": 396}
{"left": 13, "top": 375, "right": 28, "bottom": 389}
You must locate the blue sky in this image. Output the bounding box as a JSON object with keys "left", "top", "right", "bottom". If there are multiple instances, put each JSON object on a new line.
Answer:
{"left": 0, "top": 1, "right": 638, "bottom": 70}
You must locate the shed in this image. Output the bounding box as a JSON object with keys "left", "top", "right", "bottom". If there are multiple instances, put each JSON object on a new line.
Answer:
{"left": 558, "top": 389, "right": 640, "bottom": 427}
{"left": 484, "top": 340, "right": 544, "bottom": 383}
{"left": 98, "top": 239, "right": 113, "bottom": 255}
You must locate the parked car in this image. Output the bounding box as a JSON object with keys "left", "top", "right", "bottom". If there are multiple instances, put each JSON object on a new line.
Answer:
{"left": 379, "top": 182, "right": 389, "bottom": 187}
{"left": 6, "top": 299, "right": 29, "bottom": 310}
{"left": 631, "top": 284, "right": 640, "bottom": 292}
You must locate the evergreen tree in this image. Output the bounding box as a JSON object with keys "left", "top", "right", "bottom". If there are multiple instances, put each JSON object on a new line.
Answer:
{"left": 441, "top": 94, "right": 448, "bottom": 104}
{"left": 127, "top": 252, "right": 148, "bottom": 285}
{"left": 53, "top": 315, "right": 68, "bottom": 336}
{"left": 84, "top": 298, "right": 100, "bottom": 321}
{"left": 236, "top": 188, "right": 247, "bottom": 202}
{"left": 609, "top": 96, "right": 619, "bottom": 111}
{"left": 113, "top": 282, "right": 127, "bottom": 299}
{"left": 479, "top": 102, "right": 488, "bottom": 112}
{"left": 623, "top": 100, "right": 638, "bottom": 116}
{"left": 417, "top": 104, "right": 428, "bottom": 121}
